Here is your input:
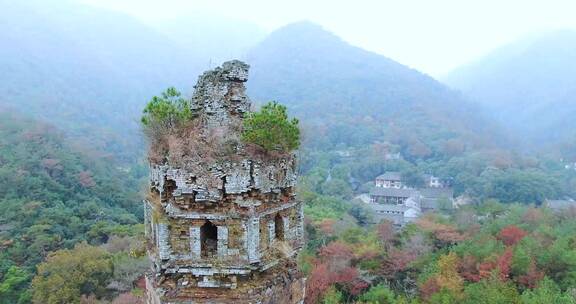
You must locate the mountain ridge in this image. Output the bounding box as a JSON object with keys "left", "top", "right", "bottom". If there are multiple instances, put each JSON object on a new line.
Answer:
{"left": 247, "top": 21, "right": 502, "bottom": 156}
{"left": 444, "top": 30, "right": 576, "bottom": 153}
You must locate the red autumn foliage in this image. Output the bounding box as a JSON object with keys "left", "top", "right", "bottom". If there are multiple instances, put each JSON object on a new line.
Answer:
{"left": 319, "top": 241, "right": 354, "bottom": 272}
{"left": 497, "top": 248, "right": 513, "bottom": 281}
{"left": 498, "top": 225, "right": 528, "bottom": 246}
{"left": 379, "top": 248, "right": 418, "bottom": 277}
{"left": 305, "top": 241, "right": 363, "bottom": 303}
{"left": 416, "top": 218, "right": 466, "bottom": 245}
{"left": 305, "top": 263, "right": 331, "bottom": 304}
{"left": 435, "top": 228, "right": 467, "bottom": 244}
{"left": 357, "top": 249, "right": 380, "bottom": 261}
{"left": 458, "top": 255, "right": 481, "bottom": 282}
{"left": 332, "top": 266, "right": 359, "bottom": 283}
{"left": 478, "top": 260, "right": 497, "bottom": 280}
{"left": 41, "top": 158, "right": 62, "bottom": 170}
{"left": 420, "top": 277, "right": 441, "bottom": 300}
{"left": 305, "top": 263, "right": 360, "bottom": 303}
{"left": 318, "top": 219, "right": 336, "bottom": 235}
{"left": 377, "top": 220, "right": 395, "bottom": 245}
{"left": 472, "top": 248, "right": 514, "bottom": 282}
{"left": 349, "top": 279, "right": 370, "bottom": 295}
{"left": 319, "top": 241, "right": 354, "bottom": 259}
{"left": 78, "top": 171, "right": 96, "bottom": 188}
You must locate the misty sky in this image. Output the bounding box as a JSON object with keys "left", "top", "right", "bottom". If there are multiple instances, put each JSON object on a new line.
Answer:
{"left": 83, "top": 0, "right": 576, "bottom": 77}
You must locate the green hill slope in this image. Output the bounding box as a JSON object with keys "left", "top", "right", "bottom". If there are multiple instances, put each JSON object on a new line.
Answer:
{"left": 247, "top": 22, "right": 501, "bottom": 159}
{"left": 0, "top": 111, "right": 142, "bottom": 274}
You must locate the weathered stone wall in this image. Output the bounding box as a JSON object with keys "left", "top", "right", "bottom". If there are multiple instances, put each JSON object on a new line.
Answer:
{"left": 145, "top": 60, "right": 305, "bottom": 303}
{"left": 146, "top": 261, "right": 305, "bottom": 304}
{"left": 149, "top": 155, "right": 298, "bottom": 205}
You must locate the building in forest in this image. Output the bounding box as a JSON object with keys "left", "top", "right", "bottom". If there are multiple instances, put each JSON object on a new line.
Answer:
{"left": 544, "top": 198, "right": 576, "bottom": 213}
{"left": 375, "top": 171, "right": 405, "bottom": 189}
{"left": 367, "top": 171, "right": 454, "bottom": 225}
{"left": 369, "top": 187, "right": 416, "bottom": 204}
{"left": 143, "top": 61, "right": 305, "bottom": 303}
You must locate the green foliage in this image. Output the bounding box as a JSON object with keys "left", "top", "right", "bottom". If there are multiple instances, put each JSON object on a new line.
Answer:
{"left": 31, "top": 243, "right": 113, "bottom": 304}
{"left": 462, "top": 276, "right": 521, "bottom": 304}
{"left": 537, "top": 236, "right": 576, "bottom": 290}
{"left": 141, "top": 87, "right": 193, "bottom": 129}
{"left": 321, "top": 178, "right": 353, "bottom": 199}
{"left": 521, "top": 277, "right": 576, "bottom": 304}
{"left": 304, "top": 195, "right": 350, "bottom": 222}
{"left": 428, "top": 289, "right": 459, "bottom": 304}
{"left": 322, "top": 286, "right": 344, "bottom": 304}
{"left": 297, "top": 250, "right": 314, "bottom": 275}
{"left": 0, "top": 114, "right": 142, "bottom": 302}
{"left": 0, "top": 266, "right": 31, "bottom": 304}
{"left": 511, "top": 242, "right": 532, "bottom": 276}
{"left": 242, "top": 101, "right": 300, "bottom": 152}
{"left": 488, "top": 169, "right": 560, "bottom": 204}
{"left": 359, "top": 284, "right": 396, "bottom": 303}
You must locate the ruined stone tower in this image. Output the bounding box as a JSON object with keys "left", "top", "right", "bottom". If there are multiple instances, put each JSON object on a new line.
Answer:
{"left": 144, "top": 61, "right": 306, "bottom": 303}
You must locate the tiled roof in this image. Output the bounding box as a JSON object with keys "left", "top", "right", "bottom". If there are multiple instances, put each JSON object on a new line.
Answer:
{"left": 545, "top": 199, "right": 576, "bottom": 210}
{"left": 369, "top": 203, "right": 409, "bottom": 213}
{"left": 375, "top": 172, "right": 402, "bottom": 181}
{"left": 370, "top": 187, "right": 417, "bottom": 198}
{"left": 420, "top": 187, "right": 453, "bottom": 198}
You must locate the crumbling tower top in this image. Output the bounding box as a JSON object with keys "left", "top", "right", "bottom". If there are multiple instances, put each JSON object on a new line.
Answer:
{"left": 191, "top": 60, "right": 251, "bottom": 129}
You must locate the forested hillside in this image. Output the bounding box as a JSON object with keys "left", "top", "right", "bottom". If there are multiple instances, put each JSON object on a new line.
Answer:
{"left": 445, "top": 30, "right": 576, "bottom": 155}
{"left": 247, "top": 22, "right": 503, "bottom": 157}
{"left": 0, "top": 111, "right": 146, "bottom": 303}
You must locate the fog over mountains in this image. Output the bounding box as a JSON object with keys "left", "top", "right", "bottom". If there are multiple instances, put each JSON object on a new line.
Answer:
{"left": 445, "top": 30, "right": 576, "bottom": 153}
{"left": 0, "top": 0, "right": 197, "bottom": 160}
{"left": 1, "top": 0, "right": 574, "bottom": 161}
{"left": 0, "top": 0, "right": 260, "bottom": 161}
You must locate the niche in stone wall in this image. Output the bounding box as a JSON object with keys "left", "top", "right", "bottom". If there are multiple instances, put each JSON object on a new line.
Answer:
{"left": 200, "top": 221, "right": 218, "bottom": 257}
{"left": 170, "top": 222, "right": 191, "bottom": 254}
{"left": 163, "top": 178, "right": 177, "bottom": 202}
{"left": 227, "top": 223, "right": 242, "bottom": 250}
{"left": 275, "top": 213, "right": 284, "bottom": 241}
{"left": 259, "top": 220, "right": 269, "bottom": 250}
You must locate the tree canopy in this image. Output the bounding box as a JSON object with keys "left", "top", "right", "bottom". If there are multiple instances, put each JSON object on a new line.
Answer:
{"left": 242, "top": 101, "right": 300, "bottom": 152}
{"left": 141, "top": 87, "right": 194, "bottom": 131}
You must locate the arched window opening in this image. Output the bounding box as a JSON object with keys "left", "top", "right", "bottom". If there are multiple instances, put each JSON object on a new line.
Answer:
{"left": 200, "top": 221, "right": 218, "bottom": 257}
{"left": 275, "top": 214, "right": 284, "bottom": 241}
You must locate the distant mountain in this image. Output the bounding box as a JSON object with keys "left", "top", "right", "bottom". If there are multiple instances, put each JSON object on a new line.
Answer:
{"left": 0, "top": 0, "right": 265, "bottom": 163}
{"left": 0, "top": 0, "right": 202, "bottom": 161}
{"left": 247, "top": 22, "right": 500, "bottom": 158}
{"left": 0, "top": 5, "right": 502, "bottom": 163}
{"left": 444, "top": 30, "right": 576, "bottom": 152}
